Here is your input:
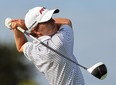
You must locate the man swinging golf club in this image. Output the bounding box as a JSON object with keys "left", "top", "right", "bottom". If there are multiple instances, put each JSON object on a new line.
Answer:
{"left": 6, "top": 7, "right": 85, "bottom": 85}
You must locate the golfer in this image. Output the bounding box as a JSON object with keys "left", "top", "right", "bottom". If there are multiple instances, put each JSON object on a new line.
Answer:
{"left": 10, "top": 7, "right": 85, "bottom": 85}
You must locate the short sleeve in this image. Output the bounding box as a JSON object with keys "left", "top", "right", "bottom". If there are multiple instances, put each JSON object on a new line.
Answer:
{"left": 23, "top": 42, "right": 33, "bottom": 61}
{"left": 51, "top": 25, "right": 73, "bottom": 46}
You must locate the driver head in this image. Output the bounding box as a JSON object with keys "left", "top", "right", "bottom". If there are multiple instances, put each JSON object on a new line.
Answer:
{"left": 87, "top": 62, "right": 107, "bottom": 80}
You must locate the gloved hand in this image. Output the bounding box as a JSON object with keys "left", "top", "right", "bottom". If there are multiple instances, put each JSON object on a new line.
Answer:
{"left": 5, "top": 18, "right": 27, "bottom": 30}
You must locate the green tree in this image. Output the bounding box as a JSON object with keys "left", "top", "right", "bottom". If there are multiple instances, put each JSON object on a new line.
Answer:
{"left": 0, "top": 43, "right": 38, "bottom": 85}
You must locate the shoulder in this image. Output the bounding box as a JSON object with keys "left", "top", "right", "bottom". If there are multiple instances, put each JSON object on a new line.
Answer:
{"left": 52, "top": 25, "right": 73, "bottom": 43}
{"left": 23, "top": 42, "right": 33, "bottom": 53}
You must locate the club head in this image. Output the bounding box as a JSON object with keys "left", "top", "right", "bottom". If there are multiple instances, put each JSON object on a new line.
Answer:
{"left": 87, "top": 62, "right": 107, "bottom": 80}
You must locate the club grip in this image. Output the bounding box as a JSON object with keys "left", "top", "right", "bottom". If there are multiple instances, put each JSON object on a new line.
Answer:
{"left": 5, "top": 18, "right": 12, "bottom": 30}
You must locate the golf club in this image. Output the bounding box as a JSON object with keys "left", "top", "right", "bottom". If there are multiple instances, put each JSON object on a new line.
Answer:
{"left": 5, "top": 18, "right": 107, "bottom": 80}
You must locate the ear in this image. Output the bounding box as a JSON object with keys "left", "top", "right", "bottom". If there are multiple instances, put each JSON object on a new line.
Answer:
{"left": 34, "top": 31, "right": 43, "bottom": 36}
{"left": 36, "top": 31, "right": 42, "bottom": 35}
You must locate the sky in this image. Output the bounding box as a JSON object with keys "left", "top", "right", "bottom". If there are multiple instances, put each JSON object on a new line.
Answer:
{"left": 0, "top": 0, "right": 116, "bottom": 85}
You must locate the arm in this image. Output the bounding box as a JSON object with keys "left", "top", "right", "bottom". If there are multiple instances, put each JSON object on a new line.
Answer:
{"left": 53, "top": 18, "right": 72, "bottom": 28}
{"left": 11, "top": 19, "right": 28, "bottom": 53}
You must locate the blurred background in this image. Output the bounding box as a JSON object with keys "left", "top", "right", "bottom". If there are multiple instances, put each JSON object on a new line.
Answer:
{"left": 0, "top": 0, "right": 116, "bottom": 85}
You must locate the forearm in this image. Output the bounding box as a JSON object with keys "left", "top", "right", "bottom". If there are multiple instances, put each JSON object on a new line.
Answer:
{"left": 9, "top": 19, "right": 28, "bottom": 52}
{"left": 54, "top": 18, "right": 72, "bottom": 28}
{"left": 13, "top": 29, "right": 27, "bottom": 52}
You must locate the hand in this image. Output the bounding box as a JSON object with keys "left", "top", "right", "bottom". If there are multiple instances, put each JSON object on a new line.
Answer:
{"left": 10, "top": 19, "right": 27, "bottom": 30}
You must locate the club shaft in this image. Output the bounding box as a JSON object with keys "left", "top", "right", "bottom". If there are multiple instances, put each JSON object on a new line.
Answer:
{"left": 17, "top": 27, "right": 88, "bottom": 70}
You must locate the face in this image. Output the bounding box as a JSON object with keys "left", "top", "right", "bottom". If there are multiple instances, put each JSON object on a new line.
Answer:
{"left": 31, "top": 18, "right": 58, "bottom": 37}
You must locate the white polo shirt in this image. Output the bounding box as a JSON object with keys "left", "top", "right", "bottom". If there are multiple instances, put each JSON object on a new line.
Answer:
{"left": 23, "top": 25, "right": 85, "bottom": 85}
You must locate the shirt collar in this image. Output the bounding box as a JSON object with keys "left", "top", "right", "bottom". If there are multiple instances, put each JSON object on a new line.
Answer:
{"left": 33, "top": 35, "right": 51, "bottom": 44}
{"left": 38, "top": 35, "right": 51, "bottom": 42}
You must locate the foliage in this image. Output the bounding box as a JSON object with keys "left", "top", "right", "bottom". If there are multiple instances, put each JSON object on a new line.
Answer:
{"left": 0, "top": 43, "right": 38, "bottom": 85}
